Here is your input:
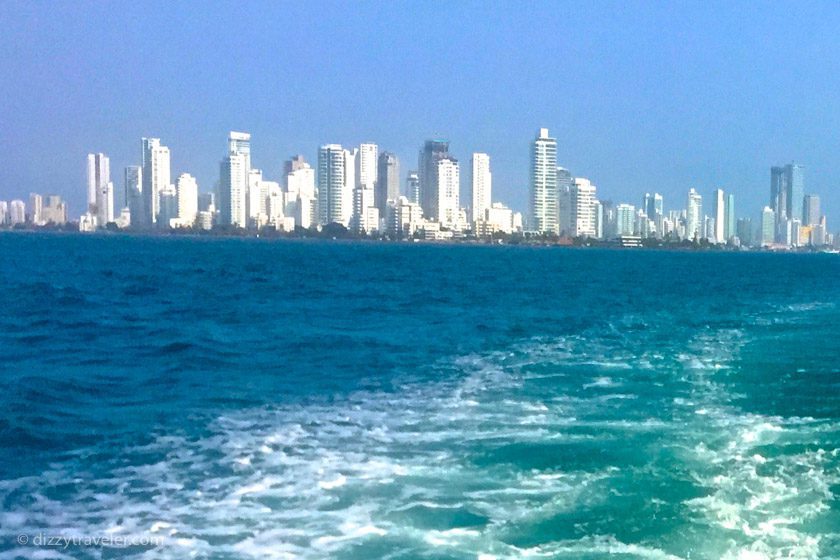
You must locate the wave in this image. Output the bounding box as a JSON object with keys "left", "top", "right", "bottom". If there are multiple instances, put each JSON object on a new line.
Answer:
{"left": 0, "top": 311, "right": 837, "bottom": 559}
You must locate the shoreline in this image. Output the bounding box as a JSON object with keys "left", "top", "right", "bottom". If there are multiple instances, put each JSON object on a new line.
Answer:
{"left": 1, "top": 227, "right": 837, "bottom": 254}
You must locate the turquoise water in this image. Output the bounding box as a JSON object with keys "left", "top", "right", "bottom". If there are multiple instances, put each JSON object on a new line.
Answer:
{"left": 0, "top": 233, "right": 838, "bottom": 559}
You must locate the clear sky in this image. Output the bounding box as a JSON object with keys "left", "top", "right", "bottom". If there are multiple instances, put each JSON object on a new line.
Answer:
{"left": 1, "top": 1, "right": 839, "bottom": 224}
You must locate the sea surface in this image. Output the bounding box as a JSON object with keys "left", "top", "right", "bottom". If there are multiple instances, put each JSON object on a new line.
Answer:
{"left": 0, "top": 233, "right": 838, "bottom": 560}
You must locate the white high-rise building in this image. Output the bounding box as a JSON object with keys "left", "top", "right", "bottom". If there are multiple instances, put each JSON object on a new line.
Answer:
{"left": 9, "top": 200, "right": 25, "bottom": 225}
{"left": 435, "top": 157, "right": 460, "bottom": 229}
{"left": 616, "top": 203, "right": 636, "bottom": 236}
{"left": 29, "top": 193, "right": 43, "bottom": 225}
{"left": 228, "top": 131, "right": 251, "bottom": 171}
{"left": 352, "top": 184, "right": 378, "bottom": 233}
{"left": 100, "top": 181, "right": 114, "bottom": 224}
{"left": 686, "top": 188, "right": 703, "bottom": 241}
{"left": 318, "top": 144, "right": 356, "bottom": 227}
{"left": 530, "top": 128, "right": 558, "bottom": 234}
{"left": 86, "top": 153, "right": 110, "bottom": 222}
{"left": 571, "top": 177, "right": 598, "bottom": 237}
{"left": 713, "top": 188, "right": 725, "bottom": 243}
{"left": 761, "top": 206, "right": 775, "bottom": 246}
{"left": 141, "top": 138, "right": 171, "bottom": 226}
{"left": 247, "top": 169, "right": 267, "bottom": 226}
{"left": 352, "top": 143, "right": 378, "bottom": 232}
{"left": 285, "top": 157, "right": 317, "bottom": 229}
{"left": 219, "top": 131, "right": 250, "bottom": 228}
{"left": 356, "top": 143, "right": 378, "bottom": 190}
{"left": 0, "top": 201, "right": 7, "bottom": 225}
{"left": 176, "top": 173, "right": 198, "bottom": 226}
{"left": 471, "top": 153, "right": 491, "bottom": 225}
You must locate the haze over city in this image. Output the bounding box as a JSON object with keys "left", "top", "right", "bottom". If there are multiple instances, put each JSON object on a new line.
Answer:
{"left": 2, "top": 1, "right": 840, "bottom": 221}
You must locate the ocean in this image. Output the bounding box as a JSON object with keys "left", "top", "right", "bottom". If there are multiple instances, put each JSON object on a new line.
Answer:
{"left": 0, "top": 233, "right": 838, "bottom": 559}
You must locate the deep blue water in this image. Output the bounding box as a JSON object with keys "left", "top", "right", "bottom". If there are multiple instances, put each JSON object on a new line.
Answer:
{"left": 0, "top": 233, "right": 838, "bottom": 559}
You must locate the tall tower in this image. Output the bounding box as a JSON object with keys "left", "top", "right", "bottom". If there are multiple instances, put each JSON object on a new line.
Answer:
{"left": 406, "top": 171, "right": 420, "bottom": 205}
{"left": 724, "top": 193, "right": 735, "bottom": 241}
{"left": 418, "top": 139, "right": 451, "bottom": 221}
{"left": 713, "top": 188, "right": 725, "bottom": 243}
{"left": 141, "top": 138, "right": 171, "bottom": 226}
{"left": 470, "top": 153, "right": 491, "bottom": 225}
{"left": 86, "top": 153, "right": 109, "bottom": 214}
{"left": 123, "top": 166, "right": 142, "bottom": 226}
{"left": 376, "top": 152, "right": 400, "bottom": 214}
{"left": 686, "top": 188, "right": 703, "bottom": 241}
{"left": 644, "top": 192, "right": 664, "bottom": 237}
{"left": 219, "top": 131, "right": 250, "bottom": 227}
{"left": 228, "top": 132, "right": 251, "bottom": 171}
{"left": 803, "top": 194, "right": 820, "bottom": 226}
{"left": 557, "top": 167, "right": 574, "bottom": 236}
{"left": 761, "top": 206, "right": 775, "bottom": 246}
{"left": 530, "top": 128, "right": 558, "bottom": 234}
{"left": 786, "top": 163, "right": 804, "bottom": 225}
{"left": 318, "top": 144, "right": 352, "bottom": 226}
{"left": 770, "top": 163, "right": 804, "bottom": 224}
{"left": 176, "top": 173, "right": 198, "bottom": 225}
{"left": 356, "top": 143, "right": 378, "bottom": 190}
{"left": 435, "top": 156, "right": 460, "bottom": 228}
{"left": 571, "top": 177, "right": 597, "bottom": 237}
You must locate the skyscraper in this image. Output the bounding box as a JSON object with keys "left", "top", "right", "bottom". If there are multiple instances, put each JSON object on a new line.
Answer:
{"left": 124, "top": 166, "right": 143, "bottom": 225}
{"left": 736, "top": 217, "right": 753, "bottom": 247}
{"left": 9, "top": 200, "right": 25, "bottom": 225}
{"left": 557, "top": 167, "right": 574, "bottom": 236}
{"left": 787, "top": 163, "right": 804, "bottom": 225}
{"left": 356, "top": 143, "right": 378, "bottom": 190}
{"left": 228, "top": 131, "right": 251, "bottom": 171}
{"left": 86, "top": 153, "right": 113, "bottom": 225}
{"left": 724, "top": 193, "right": 736, "bottom": 241}
{"left": 176, "top": 173, "right": 198, "bottom": 225}
{"left": 376, "top": 152, "right": 400, "bottom": 215}
{"left": 285, "top": 156, "right": 317, "bottom": 230}
{"left": 761, "top": 206, "right": 775, "bottom": 246}
{"left": 804, "top": 194, "right": 820, "bottom": 226}
{"left": 713, "top": 189, "right": 725, "bottom": 243}
{"left": 770, "top": 163, "right": 804, "bottom": 224}
{"left": 406, "top": 171, "right": 420, "bottom": 205}
{"left": 435, "top": 156, "right": 460, "bottom": 228}
{"left": 29, "top": 193, "right": 43, "bottom": 225}
{"left": 530, "top": 128, "right": 558, "bottom": 234}
{"left": 141, "top": 138, "right": 171, "bottom": 226}
{"left": 219, "top": 132, "right": 250, "bottom": 227}
{"left": 352, "top": 143, "right": 378, "bottom": 232}
{"left": 643, "top": 192, "right": 664, "bottom": 237}
{"left": 686, "top": 188, "right": 702, "bottom": 241}
{"left": 418, "top": 140, "right": 453, "bottom": 222}
{"left": 470, "top": 153, "right": 491, "bottom": 225}
{"left": 318, "top": 144, "right": 353, "bottom": 226}
{"left": 616, "top": 203, "right": 636, "bottom": 236}
{"left": 571, "top": 177, "right": 597, "bottom": 237}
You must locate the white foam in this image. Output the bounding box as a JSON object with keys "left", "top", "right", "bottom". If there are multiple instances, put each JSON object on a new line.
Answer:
{"left": 318, "top": 474, "right": 346, "bottom": 490}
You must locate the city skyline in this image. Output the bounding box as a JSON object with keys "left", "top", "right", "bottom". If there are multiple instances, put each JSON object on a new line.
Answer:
{"left": 3, "top": 2, "right": 840, "bottom": 222}
{"left": 0, "top": 125, "right": 835, "bottom": 250}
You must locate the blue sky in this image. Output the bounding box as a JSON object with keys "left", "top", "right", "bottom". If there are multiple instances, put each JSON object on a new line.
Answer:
{"left": 1, "top": 1, "right": 839, "bottom": 223}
